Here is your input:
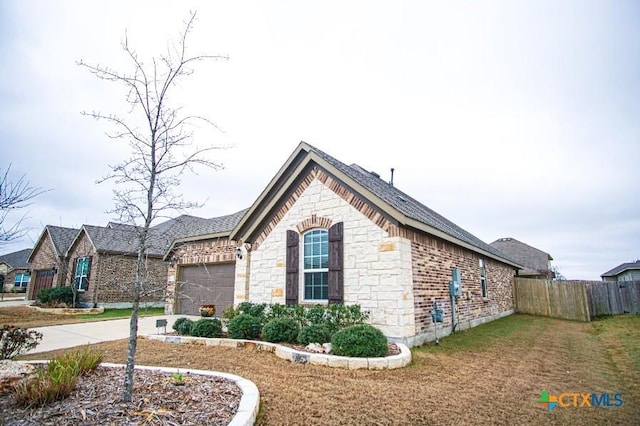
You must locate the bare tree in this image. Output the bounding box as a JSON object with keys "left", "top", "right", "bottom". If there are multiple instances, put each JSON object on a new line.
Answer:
{"left": 78, "top": 11, "right": 227, "bottom": 402}
{"left": 0, "top": 165, "right": 47, "bottom": 245}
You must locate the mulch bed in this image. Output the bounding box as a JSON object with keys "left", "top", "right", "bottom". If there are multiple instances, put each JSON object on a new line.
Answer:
{"left": 0, "top": 366, "right": 241, "bottom": 425}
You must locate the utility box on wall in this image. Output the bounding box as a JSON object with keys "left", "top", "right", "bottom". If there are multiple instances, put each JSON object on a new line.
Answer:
{"left": 450, "top": 267, "right": 462, "bottom": 298}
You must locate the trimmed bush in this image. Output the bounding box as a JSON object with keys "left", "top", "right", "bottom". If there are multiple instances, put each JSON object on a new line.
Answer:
{"left": 172, "top": 317, "right": 193, "bottom": 336}
{"left": 325, "top": 304, "right": 369, "bottom": 333}
{"left": 37, "top": 286, "right": 75, "bottom": 307}
{"left": 0, "top": 325, "right": 43, "bottom": 359}
{"left": 331, "top": 324, "right": 388, "bottom": 358}
{"left": 262, "top": 317, "right": 300, "bottom": 343}
{"left": 189, "top": 318, "right": 223, "bottom": 338}
{"left": 297, "top": 324, "right": 333, "bottom": 346}
{"left": 227, "top": 313, "right": 261, "bottom": 339}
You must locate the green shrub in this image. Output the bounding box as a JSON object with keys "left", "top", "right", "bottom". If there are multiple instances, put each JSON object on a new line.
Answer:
{"left": 297, "top": 324, "right": 333, "bottom": 346}
{"left": 0, "top": 325, "right": 43, "bottom": 359}
{"left": 262, "top": 317, "right": 300, "bottom": 343}
{"left": 37, "top": 286, "right": 75, "bottom": 306}
{"left": 264, "top": 303, "right": 290, "bottom": 322}
{"left": 325, "top": 304, "right": 369, "bottom": 333}
{"left": 189, "top": 318, "right": 223, "bottom": 338}
{"left": 304, "top": 304, "right": 326, "bottom": 325}
{"left": 331, "top": 324, "right": 388, "bottom": 358}
{"left": 227, "top": 313, "right": 261, "bottom": 339}
{"left": 172, "top": 318, "right": 193, "bottom": 336}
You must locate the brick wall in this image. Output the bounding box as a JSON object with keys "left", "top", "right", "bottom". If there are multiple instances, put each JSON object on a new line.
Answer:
{"left": 66, "top": 231, "right": 166, "bottom": 307}
{"left": 165, "top": 237, "right": 237, "bottom": 314}
{"left": 410, "top": 233, "right": 515, "bottom": 346}
{"left": 27, "top": 232, "right": 69, "bottom": 299}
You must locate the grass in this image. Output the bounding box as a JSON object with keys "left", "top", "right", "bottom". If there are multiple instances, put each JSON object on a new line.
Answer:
{"left": 0, "top": 306, "right": 165, "bottom": 328}
{"left": 76, "top": 307, "right": 164, "bottom": 320}
{"left": 16, "top": 314, "right": 640, "bottom": 425}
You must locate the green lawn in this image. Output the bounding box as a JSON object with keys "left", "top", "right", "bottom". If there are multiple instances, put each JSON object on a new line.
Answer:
{"left": 76, "top": 307, "right": 165, "bottom": 320}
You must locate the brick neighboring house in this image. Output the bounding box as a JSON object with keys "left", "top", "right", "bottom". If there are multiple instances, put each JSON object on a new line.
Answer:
{"left": 0, "top": 248, "right": 31, "bottom": 293}
{"left": 164, "top": 209, "right": 248, "bottom": 316}
{"left": 64, "top": 223, "right": 170, "bottom": 308}
{"left": 489, "top": 237, "right": 553, "bottom": 278}
{"left": 27, "top": 225, "right": 79, "bottom": 300}
{"left": 227, "top": 142, "right": 520, "bottom": 347}
{"left": 601, "top": 260, "right": 640, "bottom": 282}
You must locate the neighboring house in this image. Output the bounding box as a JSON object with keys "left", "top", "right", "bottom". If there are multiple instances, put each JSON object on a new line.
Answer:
{"left": 219, "top": 142, "right": 520, "bottom": 347}
{"left": 601, "top": 260, "right": 640, "bottom": 282}
{"left": 27, "top": 225, "right": 79, "bottom": 300}
{"left": 0, "top": 248, "right": 32, "bottom": 293}
{"left": 164, "top": 209, "right": 248, "bottom": 316}
{"left": 489, "top": 237, "right": 553, "bottom": 278}
{"left": 64, "top": 223, "right": 169, "bottom": 308}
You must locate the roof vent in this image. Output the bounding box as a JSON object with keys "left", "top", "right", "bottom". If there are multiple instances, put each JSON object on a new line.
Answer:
{"left": 398, "top": 195, "right": 407, "bottom": 202}
{"left": 370, "top": 171, "right": 381, "bottom": 178}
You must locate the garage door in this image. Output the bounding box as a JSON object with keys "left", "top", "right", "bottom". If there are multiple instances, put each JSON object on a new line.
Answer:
{"left": 177, "top": 263, "right": 235, "bottom": 316}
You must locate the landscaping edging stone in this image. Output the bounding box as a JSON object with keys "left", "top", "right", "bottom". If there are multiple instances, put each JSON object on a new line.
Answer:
{"left": 18, "top": 361, "right": 260, "bottom": 426}
{"left": 31, "top": 306, "right": 105, "bottom": 315}
{"left": 146, "top": 334, "right": 412, "bottom": 370}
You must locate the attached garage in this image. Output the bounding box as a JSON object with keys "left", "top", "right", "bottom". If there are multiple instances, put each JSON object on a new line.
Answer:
{"left": 176, "top": 263, "right": 235, "bottom": 316}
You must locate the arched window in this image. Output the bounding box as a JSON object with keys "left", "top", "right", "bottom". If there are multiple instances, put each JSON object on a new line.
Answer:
{"left": 303, "top": 229, "right": 328, "bottom": 300}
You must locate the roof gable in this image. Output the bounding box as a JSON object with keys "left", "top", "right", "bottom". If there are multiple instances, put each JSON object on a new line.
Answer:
{"left": 27, "top": 225, "right": 79, "bottom": 262}
{"left": 231, "top": 142, "right": 518, "bottom": 267}
{"left": 489, "top": 238, "right": 553, "bottom": 272}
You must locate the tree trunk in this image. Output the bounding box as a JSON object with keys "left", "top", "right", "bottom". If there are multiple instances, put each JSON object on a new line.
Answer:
{"left": 122, "top": 250, "right": 144, "bottom": 402}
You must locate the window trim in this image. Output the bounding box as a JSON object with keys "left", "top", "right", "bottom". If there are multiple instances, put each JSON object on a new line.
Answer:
{"left": 301, "top": 229, "right": 329, "bottom": 302}
{"left": 14, "top": 272, "right": 30, "bottom": 288}
{"left": 74, "top": 256, "right": 90, "bottom": 292}
{"left": 479, "top": 258, "right": 487, "bottom": 298}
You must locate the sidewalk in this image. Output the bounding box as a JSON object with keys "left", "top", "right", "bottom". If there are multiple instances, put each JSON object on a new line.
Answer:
{"left": 27, "top": 314, "right": 201, "bottom": 355}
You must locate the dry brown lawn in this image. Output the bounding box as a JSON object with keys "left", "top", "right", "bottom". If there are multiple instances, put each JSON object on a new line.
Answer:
{"left": 0, "top": 306, "right": 162, "bottom": 328}
{"left": 16, "top": 314, "right": 640, "bottom": 425}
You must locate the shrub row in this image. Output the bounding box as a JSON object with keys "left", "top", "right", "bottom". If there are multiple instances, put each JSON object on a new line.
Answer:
{"left": 172, "top": 318, "right": 223, "bottom": 338}
{"left": 172, "top": 303, "right": 387, "bottom": 357}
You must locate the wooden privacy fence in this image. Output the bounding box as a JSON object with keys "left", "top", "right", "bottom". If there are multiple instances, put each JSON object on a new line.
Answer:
{"left": 513, "top": 278, "right": 640, "bottom": 321}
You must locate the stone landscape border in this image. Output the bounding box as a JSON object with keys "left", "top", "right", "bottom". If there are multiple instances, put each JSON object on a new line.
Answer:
{"left": 17, "top": 361, "right": 260, "bottom": 426}
{"left": 146, "top": 334, "right": 412, "bottom": 370}
{"left": 30, "top": 306, "right": 105, "bottom": 315}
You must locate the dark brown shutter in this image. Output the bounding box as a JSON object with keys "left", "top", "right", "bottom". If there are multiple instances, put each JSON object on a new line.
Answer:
{"left": 71, "top": 257, "right": 78, "bottom": 286}
{"left": 285, "top": 230, "right": 299, "bottom": 306}
{"left": 328, "top": 222, "right": 344, "bottom": 304}
{"left": 85, "top": 256, "right": 92, "bottom": 290}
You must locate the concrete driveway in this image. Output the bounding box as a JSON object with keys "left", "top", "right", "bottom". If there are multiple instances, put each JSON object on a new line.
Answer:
{"left": 27, "top": 314, "right": 201, "bottom": 355}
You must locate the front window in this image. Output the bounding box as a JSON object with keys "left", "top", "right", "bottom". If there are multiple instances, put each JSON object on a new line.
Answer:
{"left": 14, "top": 272, "right": 30, "bottom": 289}
{"left": 75, "top": 257, "right": 90, "bottom": 291}
{"left": 303, "top": 229, "right": 328, "bottom": 300}
{"left": 479, "top": 258, "right": 487, "bottom": 298}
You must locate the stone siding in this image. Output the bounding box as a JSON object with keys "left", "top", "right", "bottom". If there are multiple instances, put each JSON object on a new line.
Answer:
{"left": 245, "top": 174, "right": 416, "bottom": 339}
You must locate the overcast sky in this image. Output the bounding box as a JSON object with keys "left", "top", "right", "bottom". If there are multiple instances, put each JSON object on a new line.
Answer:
{"left": 1, "top": 1, "right": 638, "bottom": 280}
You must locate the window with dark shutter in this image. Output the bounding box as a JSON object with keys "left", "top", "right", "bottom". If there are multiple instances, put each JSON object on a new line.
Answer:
{"left": 328, "top": 222, "right": 344, "bottom": 304}
{"left": 74, "top": 256, "right": 92, "bottom": 291}
{"left": 285, "top": 230, "right": 299, "bottom": 306}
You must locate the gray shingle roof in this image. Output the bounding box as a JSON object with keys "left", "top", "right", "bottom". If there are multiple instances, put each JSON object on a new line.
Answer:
{"left": 77, "top": 209, "right": 249, "bottom": 257}
{"left": 0, "top": 248, "right": 31, "bottom": 269}
{"left": 601, "top": 260, "right": 640, "bottom": 278}
{"left": 308, "top": 145, "right": 511, "bottom": 261}
{"left": 48, "top": 226, "right": 80, "bottom": 257}
{"left": 489, "top": 237, "right": 552, "bottom": 272}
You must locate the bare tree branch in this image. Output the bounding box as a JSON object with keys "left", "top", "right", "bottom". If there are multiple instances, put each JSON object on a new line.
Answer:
{"left": 78, "top": 10, "right": 229, "bottom": 403}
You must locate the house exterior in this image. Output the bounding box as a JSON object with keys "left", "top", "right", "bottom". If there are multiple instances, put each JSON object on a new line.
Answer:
{"left": 489, "top": 237, "right": 553, "bottom": 278}
{"left": 0, "top": 248, "right": 32, "bottom": 293}
{"left": 164, "top": 210, "right": 248, "bottom": 316}
{"left": 601, "top": 261, "right": 640, "bottom": 282}
{"left": 27, "top": 225, "right": 79, "bottom": 300}
{"left": 224, "top": 142, "right": 520, "bottom": 347}
{"left": 64, "top": 223, "right": 168, "bottom": 308}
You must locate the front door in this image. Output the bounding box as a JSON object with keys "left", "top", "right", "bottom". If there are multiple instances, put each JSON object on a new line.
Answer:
{"left": 30, "top": 269, "right": 55, "bottom": 300}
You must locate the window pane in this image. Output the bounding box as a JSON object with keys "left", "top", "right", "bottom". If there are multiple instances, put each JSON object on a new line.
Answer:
{"left": 304, "top": 272, "right": 328, "bottom": 300}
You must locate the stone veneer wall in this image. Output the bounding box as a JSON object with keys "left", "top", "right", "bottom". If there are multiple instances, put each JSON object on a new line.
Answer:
{"left": 410, "top": 233, "right": 515, "bottom": 346}
{"left": 242, "top": 171, "right": 416, "bottom": 340}
{"left": 165, "top": 238, "right": 238, "bottom": 314}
